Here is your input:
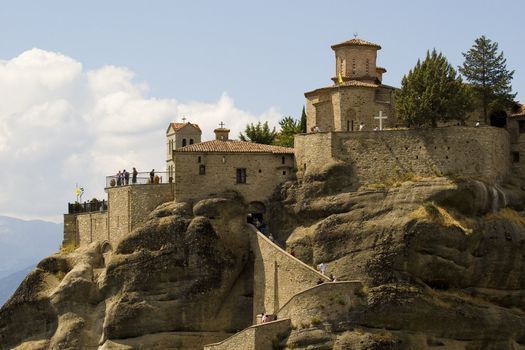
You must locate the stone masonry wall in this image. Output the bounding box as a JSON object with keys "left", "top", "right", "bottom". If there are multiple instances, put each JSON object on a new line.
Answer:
{"left": 250, "top": 226, "right": 330, "bottom": 317}
{"left": 64, "top": 184, "right": 176, "bottom": 248}
{"left": 204, "top": 319, "right": 291, "bottom": 350}
{"left": 77, "top": 212, "right": 108, "bottom": 246}
{"left": 62, "top": 214, "right": 78, "bottom": 247}
{"left": 173, "top": 153, "right": 294, "bottom": 205}
{"left": 295, "top": 126, "right": 510, "bottom": 185}
{"left": 277, "top": 282, "right": 365, "bottom": 326}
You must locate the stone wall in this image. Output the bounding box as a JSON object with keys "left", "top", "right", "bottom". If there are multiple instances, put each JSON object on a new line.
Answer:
{"left": 70, "top": 184, "right": 174, "bottom": 248}
{"left": 306, "top": 86, "right": 397, "bottom": 133}
{"left": 173, "top": 153, "right": 294, "bottom": 205}
{"left": 277, "top": 282, "right": 365, "bottom": 325}
{"left": 106, "top": 184, "right": 174, "bottom": 244}
{"left": 62, "top": 214, "right": 78, "bottom": 247}
{"left": 77, "top": 212, "right": 108, "bottom": 246}
{"left": 204, "top": 319, "right": 291, "bottom": 350}
{"left": 250, "top": 226, "right": 330, "bottom": 317}
{"left": 295, "top": 126, "right": 510, "bottom": 185}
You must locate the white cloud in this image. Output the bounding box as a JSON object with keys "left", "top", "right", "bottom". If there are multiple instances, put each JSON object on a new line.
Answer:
{"left": 0, "top": 49, "right": 282, "bottom": 221}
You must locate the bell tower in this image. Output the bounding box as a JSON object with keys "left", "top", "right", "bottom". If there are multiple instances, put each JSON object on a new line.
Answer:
{"left": 331, "top": 38, "right": 381, "bottom": 84}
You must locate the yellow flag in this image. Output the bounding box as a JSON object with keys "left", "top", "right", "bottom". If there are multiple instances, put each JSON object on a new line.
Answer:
{"left": 75, "top": 186, "right": 81, "bottom": 197}
{"left": 338, "top": 72, "right": 344, "bottom": 85}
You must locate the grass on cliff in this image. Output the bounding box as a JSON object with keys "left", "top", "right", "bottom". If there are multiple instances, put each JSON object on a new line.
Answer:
{"left": 59, "top": 243, "right": 76, "bottom": 254}
{"left": 364, "top": 172, "right": 429, "bottom": 190}
{"left": 412, "top": 201, "right": 473, "bottom": 234}
{"left": 485, "top": 208, "right": 525, "bottom": 226}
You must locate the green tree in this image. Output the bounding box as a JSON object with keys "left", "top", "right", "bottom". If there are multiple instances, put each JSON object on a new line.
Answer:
{"left": 299, "top": 106, "right": 307, "bottom": 133}
{"left": 239, "top": 121, "right": 276, "bottom": 144}
{"left": 459, "top": 35, "right": 516, "bottom": 123}
{"left": 274, "top": 116, "right": 301, "bottom": 147}
{"left": 395, "top": 49, "right": 473, "bottom": 127}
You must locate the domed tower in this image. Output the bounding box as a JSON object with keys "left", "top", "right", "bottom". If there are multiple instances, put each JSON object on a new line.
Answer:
{"left": 330, "top": 38, "right": 381, "bottom": 85}
{"left": 304, "top": 38, "right": 397, "bottom": 132}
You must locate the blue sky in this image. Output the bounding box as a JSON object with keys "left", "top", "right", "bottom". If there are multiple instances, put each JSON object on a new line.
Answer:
{"left": 2, "top": 0, "right": 522, "bottom": 116}
{"left": 0, "top": 0, "right": 523, "bottom": 221}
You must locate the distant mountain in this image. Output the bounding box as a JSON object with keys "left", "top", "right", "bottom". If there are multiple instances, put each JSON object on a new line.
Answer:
{"left": 0, "top": 215, "right": 62, "bottom": 303}
{"left": 0, "top": 265, "right": 34, "bottom": 306}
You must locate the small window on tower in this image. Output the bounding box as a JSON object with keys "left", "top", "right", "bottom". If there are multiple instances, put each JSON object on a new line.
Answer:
{"left": 198, "top": 156, "right": 201, "bottom": 163}
{"left": 281, "top": 156, "right": 285, "bottom": 164}
{"left": 366, "top": 59, "right": 369, "bottom": 73}
{"left": 199, "top": 164, "right": 206, "bottom": 175}
{"left": 182, "top": 139, "right": 187, "bottom": 147}
{"left": 352, "top": 58, "right": 356, "bottom": 75}
{"left": 513, "top": 152, "right": 520, "bottom": 163}
{"left": 190, "top": 139, "right": 194, "bottom": 145}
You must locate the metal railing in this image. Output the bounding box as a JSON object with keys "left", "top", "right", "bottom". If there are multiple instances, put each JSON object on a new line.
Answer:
{"left": 105, "top": 171, "right": 170, "bottom": 188}
{"left": 68, "top": 200, "right": 107, "bottom": 214}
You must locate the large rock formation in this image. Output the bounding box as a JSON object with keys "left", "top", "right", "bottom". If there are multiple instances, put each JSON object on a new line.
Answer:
{"left": 0, "top": 198, "right": 253, "bottom": 349}
{"left": 268, "top": 162, "right": 525, "bottom": 349}
{"left": 2, "top": 161, "right": 525, "bottom": 349}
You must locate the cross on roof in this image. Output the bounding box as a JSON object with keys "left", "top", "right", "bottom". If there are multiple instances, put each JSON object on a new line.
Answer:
{"left": 353, "top": 32, "right": 358, "bottom": 38}
{"left": 219, "top": 121, "right": 225, "bottom": 128}
{"left": 374, "top": 111, "right": 388, "bottom": 131}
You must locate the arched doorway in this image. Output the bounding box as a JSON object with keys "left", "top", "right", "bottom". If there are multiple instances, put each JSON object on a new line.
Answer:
{"left": 247, "top": 201, "right": 267, "bottom": 233}
{"left": 490, "top": 110, "right": 507, "bottom": 128}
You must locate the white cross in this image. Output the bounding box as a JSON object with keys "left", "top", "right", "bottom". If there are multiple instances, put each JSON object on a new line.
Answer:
{"left": 374, "top": 111, "right": 388, "bottom": 131}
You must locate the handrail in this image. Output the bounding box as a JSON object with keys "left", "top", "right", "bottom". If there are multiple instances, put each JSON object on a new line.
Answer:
{"left": 248, "top": 225, "right": 330, "bottom": 281}
{"left": 105, "top": 171, "right": 170, "bottom": 187}
{"left": 205, "top": 318, "right": 291, "bottom": 348}
{"left": 276, "top": 281, "right": 363, "bottom": 315}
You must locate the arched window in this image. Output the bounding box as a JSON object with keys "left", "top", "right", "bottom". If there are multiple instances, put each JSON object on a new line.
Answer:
{"left": 190, "top": 139, "right": 194, "bottom": 145}
{"left": 182, "top": 139, "right": 187, "bottom": 147}
{"left": 281, "top": 156, "right": 285, "bottom": 164}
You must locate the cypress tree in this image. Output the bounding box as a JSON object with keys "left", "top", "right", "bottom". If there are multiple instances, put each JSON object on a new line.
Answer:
{"left": 459, "top": 35, "right": 516, "bottom": 123}
{"left": 299, "top": 106, "right": 307, "bottom": 133}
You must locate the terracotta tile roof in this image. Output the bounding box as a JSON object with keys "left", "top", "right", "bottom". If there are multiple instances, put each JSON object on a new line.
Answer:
{"left": 339, "top": 80, "right": 378, "bottom": 88}
{"left": 305, "top": 80, "right": 379, "bottom": 96}
{"left": 510, "top": 104, "right": 525, "bottom": 117}
{"left": 174, "top": 140, "right": 295, "bottom": 154}
{"left": 331, "top": 38, "right": 381, "bottom": 50}
{"left": 168, "top": 122, "right": 201, "bottom": 133}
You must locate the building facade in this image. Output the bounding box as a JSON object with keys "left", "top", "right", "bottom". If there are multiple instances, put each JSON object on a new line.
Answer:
{"left": 305, "top": 38, "right": 397, "bottom": 132}
{"left": 166, "top": 122, "right": 202, "bottom": 180}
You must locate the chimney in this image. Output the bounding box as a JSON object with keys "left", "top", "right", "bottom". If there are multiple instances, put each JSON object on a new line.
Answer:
{"left": 214, "top": 127, "right": 230, "bottom": 141}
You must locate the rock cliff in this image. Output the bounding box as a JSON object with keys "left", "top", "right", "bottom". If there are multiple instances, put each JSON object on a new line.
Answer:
{"left": 2, "top": 162, "right": 525, "bottom": 349}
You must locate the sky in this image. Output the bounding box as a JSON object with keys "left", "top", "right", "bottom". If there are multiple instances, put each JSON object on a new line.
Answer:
{"left": 0, "top": 0, "right": 523, "bottom": 222}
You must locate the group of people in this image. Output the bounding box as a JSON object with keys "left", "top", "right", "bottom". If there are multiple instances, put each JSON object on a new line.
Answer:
{"left": 115, "top": 168, "right": 138, "bottom": 186}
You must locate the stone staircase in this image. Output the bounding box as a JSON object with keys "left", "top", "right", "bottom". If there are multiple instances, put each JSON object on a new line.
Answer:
{"left": 203, "top": 227, "right": 364, "bottom": 350}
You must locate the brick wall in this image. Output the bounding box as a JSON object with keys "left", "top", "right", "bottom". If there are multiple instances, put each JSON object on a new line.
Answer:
{"left": 295, "top": 126, "right": 510, "bottom": 185}
{"left": 250, "top": 227, "right": 330, "bottom": 317}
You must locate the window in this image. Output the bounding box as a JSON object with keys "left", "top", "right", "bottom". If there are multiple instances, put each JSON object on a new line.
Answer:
{"left": 281, "top": 156, "right": 285, "bottom": 164}
{"left": 182, "top": 139, "right": 187, "bottom": 147}
{"left": 198, "top": 156, "right": 201, "bottom": 163}
{"left": 366, "top": 59, "right": 369, "bottom": 73}
{"left": 236, "top": 168, "right": 247, "bottom": 184}
{"left": 519, "top": 120, "right": 525, "bottom": 133}
{"left": 199, "top": 164, "right": 206, "bottom": 175}
{"left": 282, "top": 171, "right": 286, "bottom": 175}
{"left": 190, "top": 138, "right": 194, "bottom": 145}
{"left": 513, "top": 152, "right": 520, "bottom": 163}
